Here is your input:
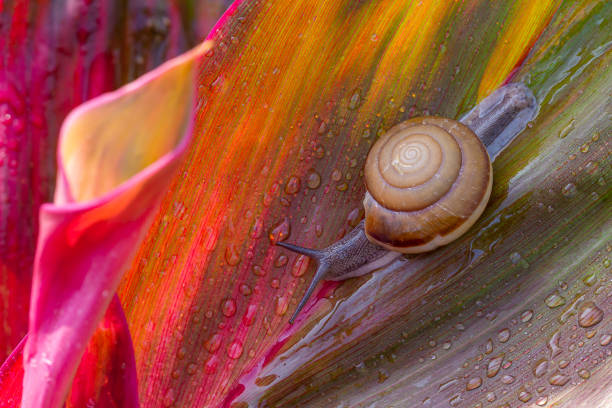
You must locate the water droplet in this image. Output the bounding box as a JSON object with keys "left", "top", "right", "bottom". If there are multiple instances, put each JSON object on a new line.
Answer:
{"left": 558, "top": 359, "right": 569, "bottom": 369}
{"left": 487, "top": 354, "right": 504, "bottom": 377}
{"left": 270, "top": 278, "right": 280, "bottom": 289}
{"left": 250, "top": 218, "right": 264, "bottom": 238}
{"left": 448, "top": 395, "right": 462, "bottom": 407}
{"left": 548, "top": 371, "right": 570, "bottom": 386}
{"left": 585, "top": 161, "right": 599, "bottom": 175}
{"left": 331, "top": 169, "right": 342, "bottom": 181}
{"left": 497, "top": 328, "right": 511, "bottom": 343}
{"left": 580, "top": 143, "right": 589, "bottom": 153}
{"left": 336, "top": 182, "right": 348, "bottom": 191}
{"left": 548, "top": 330, "right": 562, "bottom": 358}
{"left": 177, "top": 347, "right": 186, "bottom": 359}
{"left": 275, "top": 296, "right": 289, "bottom": 316}
{"left": 501, "top": 374, "right": 515, "bottom": 384}
{"left": 485, "top": 338, "right": 494, "bottom": 354}
{"left": 559, "top": 293, "right": 586, "bottom": 324}
{"left": 521, "top": 310, "right": 533, "bottom": 322}
{"left": 561, "top": 183, "right": 577, "bottom": 197}
{"left": 163, "top": 388, "right": 176, "bottom": 406}
{"left": 274, "top": 254, "right": 288, "bottom": 267}
{"left": 317, "top": 121, "right": 328, "bottom": 135}
{"left": 291, "top": 255, "right": 310, "bottom": 277}
{"left": 582, "top": 273, "right": 597, "bottom": 286}
{"left": 187, "top": 363, "right": 197, "bottom": 375}
{"left": 545, "top": 291, "right": 566, "bottom": 308}
{"left": 222, "top": 298, "right": 237, "bottom": 317}
{"left": 239, "top": 284, "right": 252, "bottom": 296}
{"left": 558, "top": 119, "right": 575, "bottom": 138}
{"left": 348, "top": 89, "right": 361, "bottom": 110}
{"left": 599, "top": 334, "right": 611, "bottom": 346}
{"left": 205, "top": 333, "right": 222, "bottom": 353}
{"left": 225, "top": 244, "right": 241, "bottom": 266}
{"left": 533, "top": 359, "right": 548, "bottom": 378}
{"left": 346, "top": 207, "right": 363, "bottom": 228}
{"left": 578, "top": 301, "right": 603, "bottom": 327}
{"left": 227, "top": 341, "right": 243, "bottom": 359}
{"left": 442, "top": 341, "right": 451, "bottom": 350}
{"left": 518, "top": 388, "right": 532, "bottom": 402}
{"left": 285, "top": 176, "right": 301, "bottom": 194}
{"left": 509, "top": 252, "right": 529, "bottom": 268}
{"left": 578, "top": 368, "right": 590, "bottom": 379}
{"left": 438, "top": 378, "right": 458, "bottom": 391}
{"left": 486, "top": 392, "right": 496, "bottom": 402}
{"left": 466, "top": 377, "right": 482, "bottom": 390}
{"left": 253, "top": 265, "right": 266, "bottom": 276}
{"left": 243, "top": 304, "right": 257, "bottom": 326}
{"left": 269, "top": 218, "right": 291, "bottom": 243}
{"left": 535, "top": 396, "right": 548, "bottom": 406}
{"left": 306, "top": 170, "right": 321, "bottom": 189}
{"left": 204, "top": 355, "right": 219, "bottom": 374}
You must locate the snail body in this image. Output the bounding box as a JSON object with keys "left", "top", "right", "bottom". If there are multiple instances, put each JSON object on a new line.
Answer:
{"left": 278, "top": 83, "right": 537, "bottom": 323}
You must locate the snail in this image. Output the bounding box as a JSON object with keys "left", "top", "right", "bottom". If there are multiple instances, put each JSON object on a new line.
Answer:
{"left": 278, "top": 83, "right": 537, "bottom": 324}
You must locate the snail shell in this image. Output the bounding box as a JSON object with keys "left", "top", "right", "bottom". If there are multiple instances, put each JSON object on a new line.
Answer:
{"left": 363, "top": 117, "right": 492, "bottom": 253}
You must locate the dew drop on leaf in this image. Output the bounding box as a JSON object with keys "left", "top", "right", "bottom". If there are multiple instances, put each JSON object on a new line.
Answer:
{"left": 225, "top": 244, "right": 241, "bottom": 266}
{"left": 222, "top": 298, "right": 237, "bottom": 317}
{"left": 521, "top": 310, "right": 533, "bottom": 322}
{"left": 497, "top": 328, "right": 511, "bottom": 343}
{"left": 533, "top": 359, "right": 548, "bottom": 378}
{"left": 205, "top": 333, "right": 222, "bottom": 353}
{"left": 545, "top": 291, "right": 566, "bottom": 308}
{"left": 306, "top": 170, "right": 321, "bottom": 189}
{"left": 466, "top": 376, "right": 482, "bottom": 391}
{"left": 243, "top": 304, "right": 257, "bottom": 326}
{"left": 291, "top": 255, "right": 310, "bottom": 277}
{"left": 561, "top": 182, "right": 577, "bottom": 197}
{"left": 578, "top": 368, "right": 591, "bottom": 379}
{"left": 548, "top": 371, "right": 570, "bottom": 386}
{"left": 269, "top": 217, "right": 291, "bottom": 243}
{"left": 348, "top": 89, "right": 361, "bottom": 110}
{"left": 204, "top": 356, "right": 218, "bottom": 374}
{"left": 227, "top": 341, "right": 243, "bottom": 359}
{"left": 285, "top": 175, "right": 301, "bottom": 194}
{"left": 487, "top": 354, "right": 504, "bottom": 378}
{"left": 163, "top": 388, "right": 175, "bottom": 407}
{"left": 253, "top": 265, "right": 265, "bottom": 276}
{"left": 518, "top": 388, "right": 532, "bottom": 402}
{"left": 274, "top": 254, "right": 288, "bottom": 267}
{"left": 275, "top": 296, "right": 289, "bottom": 316}
{"left": 577, "top": 301, "right": 604, "bottom": 327}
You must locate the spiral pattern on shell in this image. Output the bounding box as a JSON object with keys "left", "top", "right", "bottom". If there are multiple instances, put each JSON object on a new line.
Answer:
{"left": 363, "top": 117, "right": 492, "bottom": 253}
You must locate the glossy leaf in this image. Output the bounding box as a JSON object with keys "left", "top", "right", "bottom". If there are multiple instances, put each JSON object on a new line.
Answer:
{"left": 19, "top": 43, "right": 207, "bottom": 407}
{"left": 0, "top": 0, "right": 202, "bottom": 363}
{"left": 110, "top": 1, "right": 610, "bottom": 407}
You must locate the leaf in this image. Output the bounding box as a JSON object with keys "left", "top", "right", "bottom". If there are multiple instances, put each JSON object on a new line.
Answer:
{"left": 19, "top": 43, "right": 207, "bottom": 407}
{"left": 109, "top": 1, "right": 587, "bottom": 406}
{"left": 232, "top": 2, "right": 612, "bottom": 407}
{"left": 0, "top": 0, "right": 203, "bottom": 362}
